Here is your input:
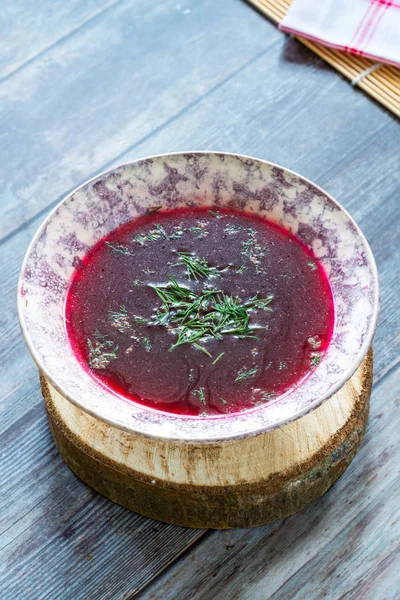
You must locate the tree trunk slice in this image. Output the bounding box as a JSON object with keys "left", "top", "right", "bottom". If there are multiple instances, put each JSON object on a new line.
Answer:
{"left": 41, "top": 349, "right": 372, "bottom": 529}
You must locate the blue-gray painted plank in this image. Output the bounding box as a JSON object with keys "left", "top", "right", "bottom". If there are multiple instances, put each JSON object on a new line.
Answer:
{"left": 0, "top": 407, "right": 204, "bottom": 600}
{"left": 0, "top": 0, "right": 121, "bottom": 80}
{"left": 0, "top": 0, "right": 278, "bottom": 240}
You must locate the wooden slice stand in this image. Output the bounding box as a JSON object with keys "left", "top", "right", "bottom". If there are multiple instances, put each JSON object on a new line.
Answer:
{"left": 41, "top": 350, "right": 372, "bottom": 529}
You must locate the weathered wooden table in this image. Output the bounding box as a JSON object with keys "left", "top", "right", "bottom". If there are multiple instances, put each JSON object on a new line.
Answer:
{"left": 1, "top": 1, "right": 399, "bottom": 598}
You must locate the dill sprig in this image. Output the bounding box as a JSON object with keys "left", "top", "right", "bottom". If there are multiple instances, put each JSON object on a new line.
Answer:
{"left": 87, "top": 333, "right": 118, "bottom": 369}
{"left": 224, "top": 224, "right": 241, "bottom": 235}
{"left": 171, "top": 251, "right": 226, "bottom": 281}
{"left": 235, "top": 366, "right": 258, "bottom": 382}
{"left": 192, "top": 387, "right": 206, "bottom": 404}
{"left": 311, "top": 353, "right": 322, "bottom": 367}
{"left": 241, "top": 228, "right": 266, "bottom": 274}
{"left": 109, "top": 305, "right": 132, "bottom": 333}
{"left": 212, "top": 352, "right": 225, "bottom": 365}
{"left": 105, "top": 241, "right": 132, "bottom": 255}
{"left": 108, "top": 306, "right": 151, "bottom": 352}
{"left": 190, "top": 225, "right": 209, "bottom": 239}
{"left": 149, "top": 277, "right": 273, "bottom": 352}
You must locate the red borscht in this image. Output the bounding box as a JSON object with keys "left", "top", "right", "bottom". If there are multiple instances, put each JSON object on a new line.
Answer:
{"left": 66, "top": 207, "right": 334, "bottom": 417}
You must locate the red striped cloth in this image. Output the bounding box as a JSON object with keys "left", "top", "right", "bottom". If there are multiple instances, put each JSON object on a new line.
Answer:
{"left": 279, "top": 0, "right": 400, "bottom": 68}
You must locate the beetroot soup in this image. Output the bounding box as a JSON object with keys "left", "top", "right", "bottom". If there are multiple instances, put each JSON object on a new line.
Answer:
{"left": 66, "top": 207, "right": 334, "bottom": 416}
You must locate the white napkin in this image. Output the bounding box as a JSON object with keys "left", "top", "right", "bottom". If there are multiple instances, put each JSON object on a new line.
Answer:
{"left": 279, "top": 0, "right": 400, "bottom": 68}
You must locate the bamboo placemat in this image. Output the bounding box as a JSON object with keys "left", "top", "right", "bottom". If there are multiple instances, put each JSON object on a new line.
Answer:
{"left": 248, "top": 0, "right": 400, "bottom": 117}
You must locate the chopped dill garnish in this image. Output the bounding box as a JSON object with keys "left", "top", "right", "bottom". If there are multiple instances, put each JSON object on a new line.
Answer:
{"left": 134, "top": 224, "right": 185, "bottom": 245}
{"left": 139, "top": 336, "right": 152, "bottom": 352}
{"left": 192, "top": 387, "right": 206, "bottom": 404}
{"left": 147, "top": 206, "right": 162, "bottom": 215}
{"left": 220, "top": 397, "right": 228, "bottom": 405}
{"left": 171, "top": 251, "right": 226, "bottom": 281}
{"left": 308, "top": 336, "right": 322, "bottom": 349}
{"left": 212, "top": 352, "right": 225, "bottom": 365}
{"left": 235, "top": 366, "right": 258, "bottom": 382}
{"left": 193, "top": 343, "right": 212, "bottom": 357}
{"left": 190, "top": 225, "right": 209, "bottom": 239}
{"left": 188, "top": 368, "right": 195, "bottom": 384}
{"left": 169, "top": 225, "right": 185, "bottom": 239}
{"left": 109, "top": 305, "right": 132, "bottom": 333}
{"left": 310, "top": 353, "right": 322, "bottom": 367}
{"left": 133, "top": 315, "right": 147, "bottom": 324}
{"left": 279, "top": 361, "right": 287, "bottom": 370}
{"left": 308, "top": 261, "right": 318, "bottom": 270}
{"left": 149, "top": 277, "right": 273, "bottom": 352}
{"left": 236, "top": 264, "right": 247, "bottom": 274}
{"left": 208, "top": 210, "right": 222, "bottom": 218}
{"left": 133, "top": 234, "right": 149, "bottom": 246}
{"left": 261, "top": 391, "right": 275, "bottom": 400}
{"left": 224, "top": 224, "right": 241, "bottom": 235}
{"left": 133, "top": 279, "right": 144, "bottom": 286}
{"left": 105, "top": 241, "right": 132, "bottom": 255}
{"left": 241, "top": 229, "right": 266, "bottom": 274}
{"left": 265, "top": 361, "right": 272, "bottom": 371}
{"left": 87, "top": 335, "right": 118, "bottom": 369}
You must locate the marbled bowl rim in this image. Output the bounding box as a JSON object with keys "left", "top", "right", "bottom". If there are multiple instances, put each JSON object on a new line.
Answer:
{"left": 18, "top": 151, "right": 379, "bottom": 442}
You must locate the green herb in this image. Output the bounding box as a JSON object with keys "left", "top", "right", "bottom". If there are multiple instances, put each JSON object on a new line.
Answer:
{"left": 241, "top": 229, "right": 267, "bottom": 274}
{"left": 308, "top": 336, "right": 322, "bottom": 349}
{"left": 147, "top": 206, "right": 162, "bottom": 216}
{"left": 139, "top": 336, "right": 152, "bottom": 352}
{"left": 236, "top": 264, "right": 247, "bottom": 274}
{"left": 169, "top": 225, "right": 185, "bottom": 239}
{"left": 193, "top": 343, "right": 212, "bottom": 357}
{"left": 105, "top": 241, "right": 132, "bottom": 255}
{"left": 133, "top": 315, "right": 147, "bottom": 324}
{"left": 265, "top": 361, "right": 272, "bottom": 371}
{"left": 235, "top": 366, "right": 258, "bottom": 382}
{"left": 192, "top": 387, "right": 206, "bottom": 404}
{"left": 224, "top": 224, "right": 241, "bottom": 235}
{"left": 308, "top": 261, "right": 318, "bottom": 270}
{"left": 220, "top": 397, "right": 228, "bottom": 405}
{"left": 279, "top": 361, "right": 287, "bottom": 370}
{"left": 87, "top": 335, "right": 118, "bottom": 369}
{"left": 208, "top": 210, "right": 222, "bottom": 218}
{"left": 133, "top": 227, "right": 166, "bottom": 245}
{"left": 172, "top": 251, "right": 226, "bottom": 281}
{"left": 109, "top": 305, "right": 132, "bottom": 333}
{"left": 188, "top": 368, "right": 196, "bottom": 384}
{"left": 149, "top": 277, "right": 273, "bottom": 352}
{"left": 133, "top": 279, "right": 144, "bottom": 286}
{"left": 260, "top": 391, "right": 274, "bottom": 401}
{"left": 133, "top": 234, "right": 149, "bottom": 246}
{"left": 311, "top": 353, "right": 322, "bottom": 367}
{"left": 212, "top": 352, "right": 225, "bottom": 365}
{"left": 190, "top": 225, "right": 209, "bottom": 239}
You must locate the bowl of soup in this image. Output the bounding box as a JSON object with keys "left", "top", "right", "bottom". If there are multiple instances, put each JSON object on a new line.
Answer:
{"left": 18, "top": 152, "right": 379, "bottom": 442}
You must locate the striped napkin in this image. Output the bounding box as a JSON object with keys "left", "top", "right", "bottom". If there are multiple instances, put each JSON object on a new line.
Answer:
{"left": 279, "top": 0, "right": 400, "bottom": 68}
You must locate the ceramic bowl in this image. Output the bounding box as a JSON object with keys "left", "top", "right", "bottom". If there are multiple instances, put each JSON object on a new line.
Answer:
{"left": 18, "top": 152, "right": 379, "bottom": 442}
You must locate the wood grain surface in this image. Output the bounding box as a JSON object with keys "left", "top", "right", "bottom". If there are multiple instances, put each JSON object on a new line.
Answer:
{"left": 0, "top": 0, "right": 399, "bottom": 598}
{"left": 41, "top": 351, "right": 371, "bottom": 528}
